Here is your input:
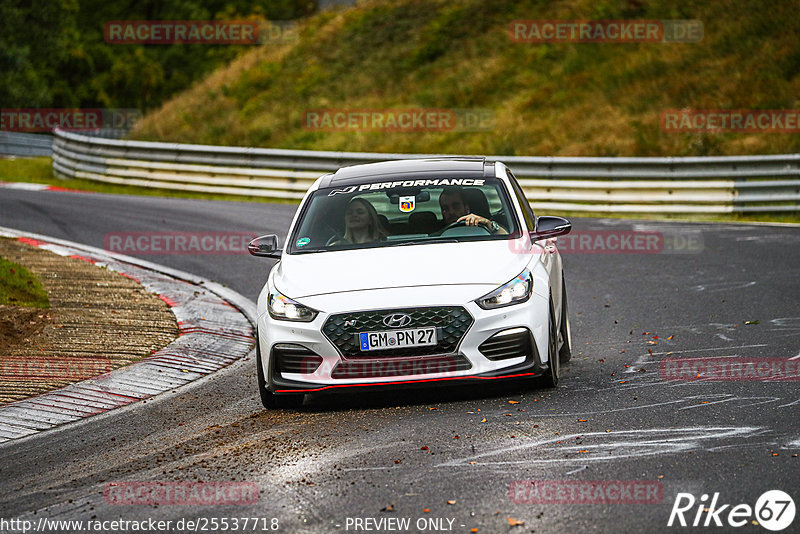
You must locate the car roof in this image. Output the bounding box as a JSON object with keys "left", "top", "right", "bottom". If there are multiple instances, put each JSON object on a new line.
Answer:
{"left": 317, "top": 157, "right": 493, "bottom": 189}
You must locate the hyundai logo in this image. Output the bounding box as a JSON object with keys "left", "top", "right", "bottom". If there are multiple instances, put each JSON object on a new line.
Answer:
{"left": 382, "top": 313, "right": 412, "bottom": 328}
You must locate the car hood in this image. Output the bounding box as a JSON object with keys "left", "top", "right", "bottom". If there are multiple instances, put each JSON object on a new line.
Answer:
{"left": 274, "top": 241, "right": 530, "bottom": 299}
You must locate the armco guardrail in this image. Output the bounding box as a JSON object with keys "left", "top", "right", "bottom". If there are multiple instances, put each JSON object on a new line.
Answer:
{"left": 1, "top": 132, "right": 54, "bottom": 157}
{"left": 52, "top": 128, "right": 800, "bottom": 213}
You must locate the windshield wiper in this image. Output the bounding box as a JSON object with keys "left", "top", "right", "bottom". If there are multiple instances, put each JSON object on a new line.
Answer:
{"left": 389, "top": 238, "right": 461, "bottom": 247}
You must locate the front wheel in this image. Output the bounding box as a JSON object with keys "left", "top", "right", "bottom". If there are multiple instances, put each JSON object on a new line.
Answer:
{"left": 256, "top": 334, "right": 304, "bottom": 409}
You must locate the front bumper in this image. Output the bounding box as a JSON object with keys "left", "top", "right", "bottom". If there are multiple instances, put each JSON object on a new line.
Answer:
{"left": 257, "top": 293, "right": 551, "bottom": 395}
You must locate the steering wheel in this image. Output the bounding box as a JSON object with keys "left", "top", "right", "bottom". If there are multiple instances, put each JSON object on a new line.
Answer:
{"left": 438, "top": 219, "right": 491, "bottom": 235}
{"left": 326, "top": 233, "right": 344, "bottom": 246}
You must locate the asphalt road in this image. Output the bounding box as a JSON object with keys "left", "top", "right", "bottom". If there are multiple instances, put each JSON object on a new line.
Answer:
{"left": 1, "top": 188, "right": 799, "bottom": 534}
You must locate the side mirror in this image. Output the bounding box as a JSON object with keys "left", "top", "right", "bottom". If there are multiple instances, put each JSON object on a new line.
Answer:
{"left": 248, "top": 235, "right": 282, "bottom": 259}
{"left": 530, "top": 216, "right": 571, "bottom": 242}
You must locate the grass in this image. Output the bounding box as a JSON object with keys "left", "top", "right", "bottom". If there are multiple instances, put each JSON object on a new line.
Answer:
{"left": 0, "top": 255, "right": 49, "bottom": 308}
{"left": 129, "top": 0, "right": 800, "bottom": 157}
{"left": 0, "top": 158, "right": 53, "bottom": 183}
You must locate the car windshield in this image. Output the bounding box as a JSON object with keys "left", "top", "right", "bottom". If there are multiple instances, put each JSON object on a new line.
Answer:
{"left": 287, "top": 176, "right": 520, "bottom": 254}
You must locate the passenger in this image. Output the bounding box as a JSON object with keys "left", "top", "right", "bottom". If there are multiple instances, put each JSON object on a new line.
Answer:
{"left": 330, "top": 197, "right": 388, "bottom": 245}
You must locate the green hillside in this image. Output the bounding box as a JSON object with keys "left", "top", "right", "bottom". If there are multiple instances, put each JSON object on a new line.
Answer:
{"left": 130, "top": 0, "right": 800, "bottom": 156}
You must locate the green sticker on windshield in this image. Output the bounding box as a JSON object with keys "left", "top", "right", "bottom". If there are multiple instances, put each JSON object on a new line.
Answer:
{"left": 296, "top": 237, "right": 310, "bottom": 247}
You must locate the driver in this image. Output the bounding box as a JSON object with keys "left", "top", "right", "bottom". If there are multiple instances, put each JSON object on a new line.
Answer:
{"left": 438, "top": 187, "right": 507, "bottom": 234}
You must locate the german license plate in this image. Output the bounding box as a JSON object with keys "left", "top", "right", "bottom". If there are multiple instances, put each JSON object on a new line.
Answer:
{"left": 358, "top": 327, "right": 437, "bottom": 351}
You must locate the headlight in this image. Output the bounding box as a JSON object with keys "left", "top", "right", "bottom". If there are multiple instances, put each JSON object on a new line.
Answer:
{"left": 476, "top": 270, "right": 533, "bottom": 310}
{"left": 268, "top": 287, "right": 318, "bottom": 322}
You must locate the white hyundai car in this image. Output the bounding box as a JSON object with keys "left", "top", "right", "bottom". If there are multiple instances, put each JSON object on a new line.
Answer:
{"left": 249, "top": 158, "right": 572, "bottom": 408}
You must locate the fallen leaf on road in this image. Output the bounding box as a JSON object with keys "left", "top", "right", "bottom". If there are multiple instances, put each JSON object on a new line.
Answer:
{"left": 380, "top": 504, "right": 395, "bottom": 512}
{"left": 507, "top": 517, "right": 525, "bottom": 526}
{"left": 508, "top": 400, "right": 520, "bottom": 404}
{"left": 667, "top": 335, "right": 674, "bottom": 340}
{"left": 480, "top": 418, "right": 487, "bottom": 423}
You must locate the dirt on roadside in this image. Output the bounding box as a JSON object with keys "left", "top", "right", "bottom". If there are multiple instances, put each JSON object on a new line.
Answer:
{"left": 0, "top": 237, "right": 179, "bottom": 405}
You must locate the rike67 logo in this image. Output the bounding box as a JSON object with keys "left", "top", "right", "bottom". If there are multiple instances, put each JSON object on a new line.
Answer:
{"left": 668, "top": 490, "right": 795, "bottom": 531}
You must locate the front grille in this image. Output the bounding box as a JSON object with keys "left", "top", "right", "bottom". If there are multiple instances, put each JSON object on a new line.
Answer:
{"left": 331, "top": 354, "right": 471, "bottom": 379}
{"left": 322, "top": 306, "right": 473, "bottom": 358}
{"left": 272, "top": 344, "right": 323, "bottom": 374}
{"left": 478, "top": 328, "right": 532, "bottom": 361}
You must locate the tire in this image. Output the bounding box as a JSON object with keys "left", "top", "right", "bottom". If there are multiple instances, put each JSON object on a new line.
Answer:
{"left": 558, "top": 275, "right": 572, "bottom": 364}
{"left": 256, "top": 334, "right": 304, "bottom": 409}
{"left": 540, "top": 297, "right": 560, "bottom": 388}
